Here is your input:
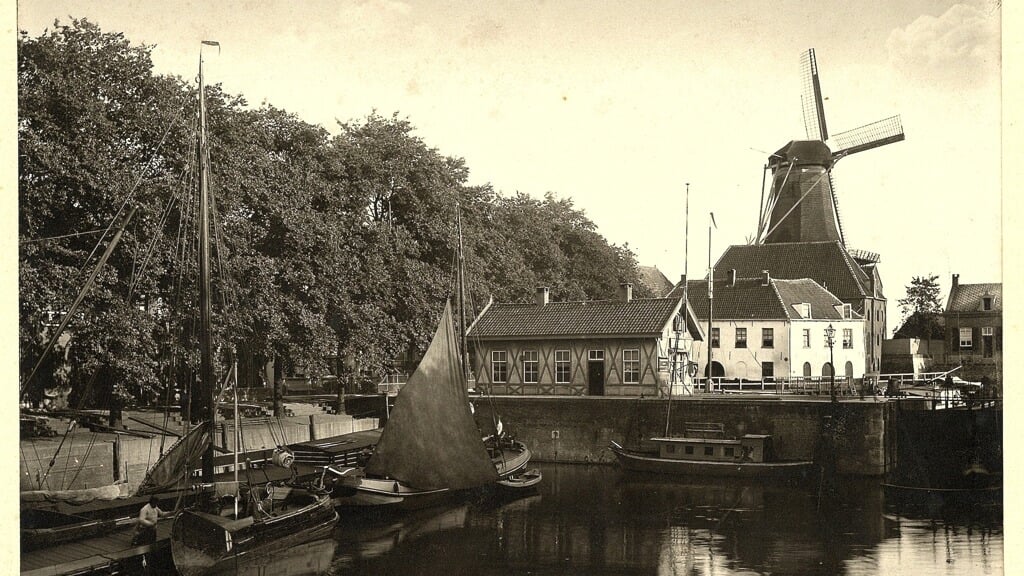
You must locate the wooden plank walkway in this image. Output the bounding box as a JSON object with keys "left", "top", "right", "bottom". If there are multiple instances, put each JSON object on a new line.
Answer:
{"left": 21, "top": 521, "right": 172, "bottom": 575}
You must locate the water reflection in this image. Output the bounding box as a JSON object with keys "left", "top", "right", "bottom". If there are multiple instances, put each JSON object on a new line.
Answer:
{"left": 321, "top": 463, "right": 1001, "bottom": 575}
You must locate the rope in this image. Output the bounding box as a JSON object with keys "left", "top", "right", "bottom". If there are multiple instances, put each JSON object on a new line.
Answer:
{"left": 19, "top": 228, "right": 106, "bottom": 244}
{"left": 59, "top": 431, "right": 76, "bottom": 490}
{"left": 66, "top": 432, "right": 99, "bottom": 489}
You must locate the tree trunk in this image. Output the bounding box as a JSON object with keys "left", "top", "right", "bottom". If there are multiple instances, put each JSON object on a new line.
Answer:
{"left": 273, "top": 358, "right": 284, "bottom": 417}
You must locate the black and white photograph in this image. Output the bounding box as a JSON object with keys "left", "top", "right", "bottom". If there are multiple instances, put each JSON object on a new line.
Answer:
{"left": 11, "top": 1, "right": 1007, "bottom": 574}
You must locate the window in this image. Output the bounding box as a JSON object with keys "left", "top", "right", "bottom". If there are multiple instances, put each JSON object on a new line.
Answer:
{"left": 685, "top": 445, "right": 694, "bottom": 455}
{"left": 522, "top": 350, "right": 539, "bottom": 383}
{"left": 843, "top": 328, "right": 853, "bottom": 349}
{"left": 762, "top": 328, "right": 774, "bottom": 348}
{"left": 555, "top": 350, "right": 571, "bottom": 384}
{"left": 802, "top": 328, "right": 811, "bottom": 348}
{"left": 960, "top": 328, "right": 972, "bottom": 348}
{"left": 983, "top": 297, "right": 993, "bottom": 311}
{"left": 491, "top": 351, "right": 508, "bottom": 383}
{"left": 623, "top": 349, "right": 640, "bottom": 383}
{"left": 761, "top": 361, "right": 774, "bottom": 380}
{"left": 704, "top": 446, "right": 714, "bottom": 456}
{"left": 982, "top": 327, "right": 994, "bottom": 358}
{"left": 666, "top": 444, "right": 676, "bottom": 454}
{"left": 588, "top": 350, "right": 604, "bottom": 361}
{"left": 801, "top": 303, "right": 811, "bottom": 318}
{"left": 735, "top": 328, "right": 747, "bottom": 348}
{"left": 843, "top": 303, "right": 852, "bottom": 319}
{"left": 711, "top": 328, "right": 720, "bottom": 348}
{"left": 724, "top": 447, "right": 735, "bottom": 458}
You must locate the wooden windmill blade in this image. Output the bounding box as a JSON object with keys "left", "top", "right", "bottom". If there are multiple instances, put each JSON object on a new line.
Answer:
{"left": 829, "top": 115, "right": 905, "bottom": 158}
{"left": 826, "top": 172, "right": 847, "bottom": 246}
{"left": 799, "top": 48, "right": 829, "bottom": 141}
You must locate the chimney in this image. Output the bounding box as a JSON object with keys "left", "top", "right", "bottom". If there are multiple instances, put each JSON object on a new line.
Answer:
{"left": 761, "top": 270, "right": 770, "bottom": 287}
{"left": 728, "top": 269, "right": 737, "bottom": 288}
{"left": 536, "top": 286, "right": 549, "bottom": 306}
{"left": 618, "top": 282, "right": 633, "bottom": 302}
{"left": 952, "top": 274, "right": 959, "bottom": 291}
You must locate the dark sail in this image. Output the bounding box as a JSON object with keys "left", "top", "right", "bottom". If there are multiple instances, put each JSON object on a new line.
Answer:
{"left": 365, "top": 302, "right": 498, "bottom": 490}
{"left": 135, "top": 422, "right": 210, "bottom": 496}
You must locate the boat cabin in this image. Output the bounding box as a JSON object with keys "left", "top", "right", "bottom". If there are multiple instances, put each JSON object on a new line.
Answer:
{"left": 650, "top": 434, "right": 774, "bottom": 463}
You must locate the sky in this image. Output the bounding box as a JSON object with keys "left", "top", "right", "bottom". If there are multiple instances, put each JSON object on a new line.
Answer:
{"left": 13, "top": 0, "right": 1004, "bottom": 330}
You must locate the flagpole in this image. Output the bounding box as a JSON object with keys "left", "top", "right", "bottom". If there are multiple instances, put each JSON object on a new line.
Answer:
{"left": 707, "top": 214, "right": 714, "bottom": 393}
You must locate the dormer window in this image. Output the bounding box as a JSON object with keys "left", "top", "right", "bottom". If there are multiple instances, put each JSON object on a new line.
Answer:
{"left": 983, "top": 296, "right": 993, "bottom": 311}
{"left": 801, "top": 303, "right": 811, "bottom": 318}
{"left": 843, "top": 303, "right": 852, "bottom": 319}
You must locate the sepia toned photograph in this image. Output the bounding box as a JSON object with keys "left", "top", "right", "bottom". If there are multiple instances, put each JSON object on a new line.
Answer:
{"left": 13, "top": 1, "right": 1004, "bottom": 574}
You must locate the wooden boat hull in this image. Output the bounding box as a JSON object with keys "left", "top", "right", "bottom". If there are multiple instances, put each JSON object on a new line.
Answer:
{"left": 496, "top": 468, "right": 542, "bottom": 492}
{"left": 609, "top": 441, "right": 814, "bottom": 479}
{"left": 171, "top": 492, "right": 337, "bottom": 576}
{"left": 332, "top": 475, "right": 452, "bottom": 509}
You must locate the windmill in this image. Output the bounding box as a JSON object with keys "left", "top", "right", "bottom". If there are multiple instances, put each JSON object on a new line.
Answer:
{"left": 755, "top": 48, "right": 904, "bottom": 250}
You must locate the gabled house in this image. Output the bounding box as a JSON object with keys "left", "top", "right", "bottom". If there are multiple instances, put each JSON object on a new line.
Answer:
{"left": 943, "top": 274, "right": 1001, "bottom": 385}
{"left": 667, "top": 270, "right": 865, "bottom": 383}
{"left": 467, "top": 284, "right": 703, "bottom": 397}
{"left": 713, "top": 241, "right": 885, "bottom": 375}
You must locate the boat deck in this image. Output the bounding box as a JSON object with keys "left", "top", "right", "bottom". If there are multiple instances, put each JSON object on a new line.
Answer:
{"left": 21, "top": 521, "right": 172, "bottom": 575}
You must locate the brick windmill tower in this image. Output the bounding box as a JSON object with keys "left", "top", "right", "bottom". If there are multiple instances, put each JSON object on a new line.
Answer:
{"left": 755, "top": 48, "right": 905, "bottom": 248}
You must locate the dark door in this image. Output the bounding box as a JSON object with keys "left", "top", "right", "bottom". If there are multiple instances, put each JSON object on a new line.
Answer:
{"left": 588, "top": 361, "right": 605, "bottom": 396}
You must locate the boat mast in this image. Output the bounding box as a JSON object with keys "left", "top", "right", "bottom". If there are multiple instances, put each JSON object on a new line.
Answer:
{"left": 666, "top": 183, "right": 690, "bottom": 437}
{"left": 455, "top": 201, "right": 471, "bottom": 385}
{"left": 197, "top": 43, "right": 217, "bottom": 483}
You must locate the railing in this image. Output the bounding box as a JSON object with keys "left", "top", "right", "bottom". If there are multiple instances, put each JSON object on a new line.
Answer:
{"left": 688, "top": 376, "right": 861, "bottom": 396}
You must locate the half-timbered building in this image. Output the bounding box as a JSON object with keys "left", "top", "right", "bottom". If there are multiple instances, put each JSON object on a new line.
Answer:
{"left": 467, "top": 284, "right": 703, "bottom": 397}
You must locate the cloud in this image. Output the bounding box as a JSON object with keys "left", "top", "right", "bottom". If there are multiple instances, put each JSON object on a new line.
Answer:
{"left": 886, "top": 1, "right": 1000, "bottom": 89}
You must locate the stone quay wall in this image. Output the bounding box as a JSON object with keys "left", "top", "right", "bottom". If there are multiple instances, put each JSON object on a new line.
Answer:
{"left": 479, "top": 396, "right": 890, "bottom": 476}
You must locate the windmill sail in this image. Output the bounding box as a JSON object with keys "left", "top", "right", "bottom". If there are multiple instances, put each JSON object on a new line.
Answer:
{"left": 760, "top": 48, "right": 904, "bottom": 246}
{"left": 365, "top": 302, "right": 498, "bottom": 491}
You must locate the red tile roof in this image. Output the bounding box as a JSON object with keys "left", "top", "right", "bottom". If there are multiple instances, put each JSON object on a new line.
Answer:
{"left": 468, "top": 298, "right": 682, "bottom": 339}
{"left": 713, "top": 241, "right": 872, "bottom": 300}
{"left": 946, "top": 283, "right": 1001, "bottom": 313}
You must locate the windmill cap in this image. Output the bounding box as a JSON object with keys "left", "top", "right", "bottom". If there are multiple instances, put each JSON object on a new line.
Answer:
{"left": 770, "top": 140, "right": 833, "bottom": 169}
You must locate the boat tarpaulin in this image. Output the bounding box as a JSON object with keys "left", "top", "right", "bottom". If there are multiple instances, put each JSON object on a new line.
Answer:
{"left": 135, "top": 421, "right": 210, "bottom": 496}
{"left": 366, "top": 302, "right": 498, "bottom": 490}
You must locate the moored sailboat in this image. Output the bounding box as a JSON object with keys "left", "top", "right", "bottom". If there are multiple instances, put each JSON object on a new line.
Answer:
{"left": 168, "top": 42, "right": 337, "bottom": 575}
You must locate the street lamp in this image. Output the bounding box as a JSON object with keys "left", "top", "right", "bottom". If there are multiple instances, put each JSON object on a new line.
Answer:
{"left": 825, "top": 323, "right": 836, "bottom": 402}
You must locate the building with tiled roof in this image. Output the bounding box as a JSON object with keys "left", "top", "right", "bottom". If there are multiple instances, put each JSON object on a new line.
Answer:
{"left": 666, "top": 270, "right": 865, "bottom": 384}
{"left": 942, "top": 274, "right": 1001, "bottom": 386}
{"left": 712, "top": 240, "right": 886, "bottom": 375}
{"left": 636, "top": 265, "right": 675, "bottom": 297}
{"left": 467, "top": 284, "right": 703, "bottom": 397}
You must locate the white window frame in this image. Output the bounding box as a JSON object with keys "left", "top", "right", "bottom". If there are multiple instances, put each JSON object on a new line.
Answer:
{"left": 588, "top": 350, "right": 604, "bottom": 361}
{"left": 802, "top": 328, "right": 811, "bottom": 348}
{"left": 555, "top": 350, "right": 571, "bottom": 384}
{"left": 959, "top": 327, "right": 973, "bottom": 348}
{"left": 710, "top": 327, "right": 720, "bottom": 348}
{"left": 762, "top": 327, "right": 774, "bottom": 348}
{"left": 735, "top": 328, "right": 747, "bottom": 349}
{"left": 981, "top": 326, "right": 994, "bottom": 336}
{"left": 491, "top": 351, "right": 508, "bottom": 383}
{"left": 623, "top": 349, "right": 640, "bottom": 384}
{"left": 842, "top": 328, "right": 853, "bottom": 349}
{"left": 522, "top": 350, "right": 539, "bottom": 383}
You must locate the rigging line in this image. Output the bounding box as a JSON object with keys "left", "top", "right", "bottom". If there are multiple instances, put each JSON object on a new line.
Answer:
{"left": 761, "top": 166, "right": 831, "bottom": 241}
{"left": 66, "top": 432, "right": 99, "bottom": 490}
{"left": 75, "top": 98, "right": 189, "bottom": 282}
{"left": 758, "top": 161, "right": 797, "bottom": 242}
{"left": 30, "top": 440, "right": 51, "bottom": 490}
{"left": 59, "top": 430, "right": 76, "bottom": 490}
{"left": 128, "top": 173, "right": 186, "bottom": 297}
{"left": 19, "top": 228, "right": 107, "bottom": 244}
{"left": 20, "top": 205, "right": 140, "bottom": 398}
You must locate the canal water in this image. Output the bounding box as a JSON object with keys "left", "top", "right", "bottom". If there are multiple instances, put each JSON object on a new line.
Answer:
{"left": 265, "top": 463, "right": 1002, "bottom": 575}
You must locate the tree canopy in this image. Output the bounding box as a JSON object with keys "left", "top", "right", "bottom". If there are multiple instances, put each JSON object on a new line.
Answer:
{"left": 893, "top": 275, "right": 945, "bottom": 339}
{"left": 18, "top": 20, "right": 652, "bottom": 405}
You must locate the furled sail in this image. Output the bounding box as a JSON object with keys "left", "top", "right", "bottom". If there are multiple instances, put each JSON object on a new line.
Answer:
{"left": 366, "top": 302, "right": 498, "bottom": 490}
{"left": 135, "top": 421, "right": 210, "bottom": 496}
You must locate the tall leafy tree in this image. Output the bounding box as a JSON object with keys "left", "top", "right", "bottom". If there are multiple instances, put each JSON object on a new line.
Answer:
{"left": 893, "top": 274, "right": 945, "bottom": 339}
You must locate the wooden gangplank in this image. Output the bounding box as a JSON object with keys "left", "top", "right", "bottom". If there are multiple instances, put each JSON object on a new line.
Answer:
{"left": 21, "top": 521, "right": 172, "bottom": 575}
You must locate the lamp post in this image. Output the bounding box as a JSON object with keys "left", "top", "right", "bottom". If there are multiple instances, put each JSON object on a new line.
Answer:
{"left": 825, "top": 323, "right": 837, "bottom": 402}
